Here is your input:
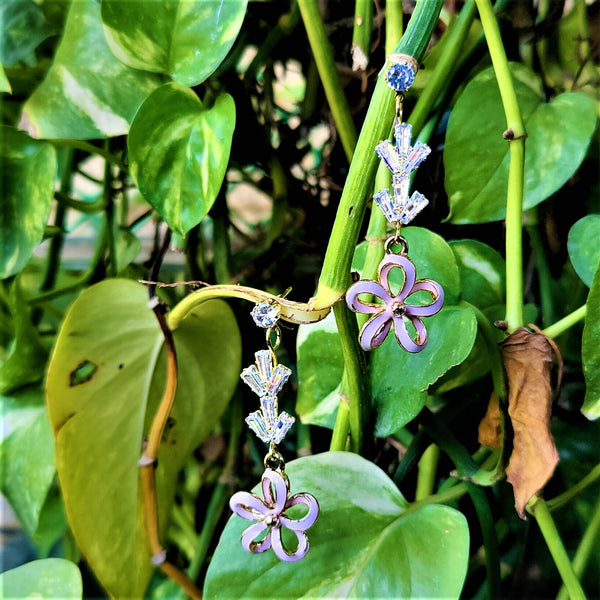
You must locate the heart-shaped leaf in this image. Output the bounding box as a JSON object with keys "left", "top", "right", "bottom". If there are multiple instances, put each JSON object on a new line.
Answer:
{"left": 128, "top": 83, "right": 236, "bottom": 236}
{"left": 101, "top": 0, "right": 248, "bottom": 87}
{"left": 445, "top": 63, "right": 597, "bottom": 223}
{"left": 0, "top": 386, "right": 55, "bottom": 537}
{"left": 0, "top": 127, "right": 56, "bottom": 279}
{"left": 205, "top": 452, "right": 469, "bottom": 599}
{"left": 582, "top": 264, "right": 600, "bottom": 419}
{"left": 0, "top": 558, "right": 82, "bottom": 599}
{"left": 568, "top": 214, "right": 600, "bottom": 288}
{"left": 46, "top": 280, "right": 241, "bottom": 597}
{"left": 22, "top": 0, "right": 161, "bottom": 139}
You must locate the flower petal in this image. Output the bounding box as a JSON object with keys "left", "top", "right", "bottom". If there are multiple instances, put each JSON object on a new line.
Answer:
{"left": 280, "top": 493, "right": 319, "bottom": 531}
{"left": 378, "top": 254, "right": 416, "bottom": 302}
{"left": 241, "top": 521, "right": 271, "bottom": 554}
{"left": 262, "top": 469, "right": 289, "bottom": 514}
{"left": 392, "top": 314, "right": 428, "bottom": 353}
{"left": 346, "top": 279, "right": 392, "bottom": 314}
{"left": 229, "top": 490, "right": 268, "bottom": 521}
{"left": 270, "top": 524, "right": 310, "bottom": 563}
{"left": 359, "top": 312, "right": 393, "bottom": 350}
{"left": 405, "top": 279, "right": 444, "bottom": 317}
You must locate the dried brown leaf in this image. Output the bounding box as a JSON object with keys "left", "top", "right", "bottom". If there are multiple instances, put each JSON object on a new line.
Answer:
{"left": 478, "top": 392, "right": 502, "bottom": 449}
{"left": 502, "top": 328, "right": 559, "bottom": 518}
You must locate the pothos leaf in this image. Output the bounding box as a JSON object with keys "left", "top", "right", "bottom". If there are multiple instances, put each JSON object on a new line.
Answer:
{"left": 46, "top": 279, "right": 241, "bottom": 597}
{"left": 128, "top": 83, "right": 236, "bottom": 236}
{"left": 205, "top": 452, "right": 469, "bottom": 600}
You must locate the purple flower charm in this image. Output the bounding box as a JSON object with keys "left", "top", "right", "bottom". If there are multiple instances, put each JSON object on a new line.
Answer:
{"left": 230, "top": 469, "right": 319, "bottom": 562}
{"left": 346, "top": 253, "right": 444, "bottom": 353}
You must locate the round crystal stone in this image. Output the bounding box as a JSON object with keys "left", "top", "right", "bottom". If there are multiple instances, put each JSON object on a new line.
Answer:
{"left": 386, "top": 62, "right": 415, "bottom": 92}
{"left": 251, "top": 302, "right": 280, "bottom": 328}
{"left": 392, "top": 302, "right": 406, "bottom": 317}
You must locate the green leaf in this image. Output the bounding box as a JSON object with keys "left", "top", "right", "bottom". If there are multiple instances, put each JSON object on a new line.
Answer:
{"left": 128, "top": 83, "right": 236, "bottom": 236}
{"left": 0, "top": 127, "right": 56, "bottom": 279}
{"left": 46, "top": 280, "right": 241, "bottom": 598}
{"left": 296, "top": 312, "right": 344, "bottom": 429}
{"left": 22, "top": 0, "right": 161, "bottom": 139}
{"left": 582, "top": 264, "right": 600, "bottom": 418}
{"left": 0, "top": 386, "right": 55, "bottom": 536}
{"left": 449, "top": 239, "right": 506, "bottom": 309}
{"left": 205, "top": 452, "right": 469, "bottom": 599}
{"left": 445, "top": 64, "right": 597, "bottom": 224}
{"left": 568, "top": 214, "right": 600, "bottom": 287}
{"left": 371, "top": 302, "right": 477, "bottom": 436}
{"left": 0, "top": 279, "right": 48, "bottom": 393}
{"left": 0, "top": 558, "right": 82, "bottom": 599}
{"left": 0, "top": 0, "right": 55, "bottom": 66}
{"left": 101, "top": 0, "right": 248, "bottom": 87}
{"left": 0, "top": 60, "right": 12, "bottom": 93}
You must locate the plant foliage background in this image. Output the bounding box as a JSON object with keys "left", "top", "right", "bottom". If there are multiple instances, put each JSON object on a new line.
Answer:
{"left": 0, "top": 0, "right": 599, "bottom": 599}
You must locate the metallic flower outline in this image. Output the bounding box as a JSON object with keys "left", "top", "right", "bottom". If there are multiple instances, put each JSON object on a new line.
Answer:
{"left": 229, "top": 469, "right": 319, "bottom": 563}
{"left": 346, "top": 253, "right": 444, "bottom": 353}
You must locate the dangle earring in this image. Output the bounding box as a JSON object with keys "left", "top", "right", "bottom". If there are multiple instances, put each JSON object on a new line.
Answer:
{"left": 346, "top": 55, "right": 444, "bottom": 353}
{"left": 229, "top": 301, "right": 319, "bottom": 562}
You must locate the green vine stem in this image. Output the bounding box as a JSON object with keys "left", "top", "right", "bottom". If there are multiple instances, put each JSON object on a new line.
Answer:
{"left": 332, "top": 301, "right": 371, "bottom": 455}
{"left": 547, "top": 463, "right": 600, "bottom": 511}
{"left": 351, "top": 0, "right": 373, "bottom": 72}
{"left": 556, "top": 494, "right": 600, "bottom": 600}
{"left": 542, "top": 305, "right": 587, "bottom": 340}
{"left": 475, "top": 0, "right": 526, "bottom": 333}
{"left": 329, "top": 397, "right": 350, "bottom": 451}
{"left": 527, "top": 497, "right": 586, "bottom": 600}
{"left": 297, "top": 0, "right": 358, "bottom": 161}
{"left": 313, "top": 0, "right": 444, "bottom": 309}
{"left": 415, "top": 443, "right": 440, "bottom": 501}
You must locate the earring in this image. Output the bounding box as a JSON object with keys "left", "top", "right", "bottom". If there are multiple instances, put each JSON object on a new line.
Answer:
{"left": 346, "top": 55, "right": 444, "bottom": 353}
{"left": 229, "top": 301, "right": 319, "bottom": 562}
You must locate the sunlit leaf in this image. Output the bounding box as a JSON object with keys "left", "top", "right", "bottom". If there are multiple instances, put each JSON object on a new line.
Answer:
{"left": 0, "top": 386, "right": 55, "bottom": 537}
{"left": 205, "top": 452, "right": 469, "bottom": 600}
{"left": 46, "top": 280, "right": 241, "bottom": 597}
{"left": 0, "top": 126, "right": 56, "bottom": 279}
{"left": 582, "top": 265, "right": 600, "bottom": 419}
{"left": 445, "top": 63, "right": 597, "bottom": 223}
{"left": 568, "top": 214, "right": 600, "bottom": 287}
{"left": 22, "top": 0, "right": 161, "bottom": 139}
{"left": 0, "top": 61, "right": 11, "bottom": 93}
{"left": 101, "top": 0, "right": 248, "bottom": 87}
{"left": 128, "top": 83, "right": 236, "bottom": 236}
{"left": 0, "top": 558, "right": 82, "bottom": 599}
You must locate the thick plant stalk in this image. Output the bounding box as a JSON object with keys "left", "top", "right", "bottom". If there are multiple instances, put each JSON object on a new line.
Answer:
{"left": 475, "top": 0, "right": 526, "bottom": 332}
{"left": 352, "top": 0, "right": 373, "bottom": 71}
{"left": 313, "top": 0, "right": 444, "bottom": 308}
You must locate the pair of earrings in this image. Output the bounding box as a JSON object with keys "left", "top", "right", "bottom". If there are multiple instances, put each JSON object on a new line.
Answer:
{"left": 229, "top": 54, "right": 444, "bottom": 562}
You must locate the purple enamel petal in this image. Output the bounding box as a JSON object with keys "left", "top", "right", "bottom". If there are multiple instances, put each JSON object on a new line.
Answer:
{"left": 280, "top": 493, "right": 319, "bottom": 531}
{"left": 405, "top": 279, "right": 444, "bottom": 316}
{"left": 391, "top": 315, "right": 424, "bottom": 353}
{"left": 378, "top": 254, "right": 416, "bottom": 302}
{"left": 230, "top": 491, "right": 268, "bottom": 521}
{"left": 241, "top": 521, "right": 271, "bottom": 554}
{"left": 262, "top": 469, "right": 288, "bottom": 514}
{"left": 271, "top": 526, "right": 310, "bottom": 563}
{"left": 359, "top": 312, "right": 393, "bottom": 350}
{"left": 346, "top": 280, "right": 391, "bottom": 314}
